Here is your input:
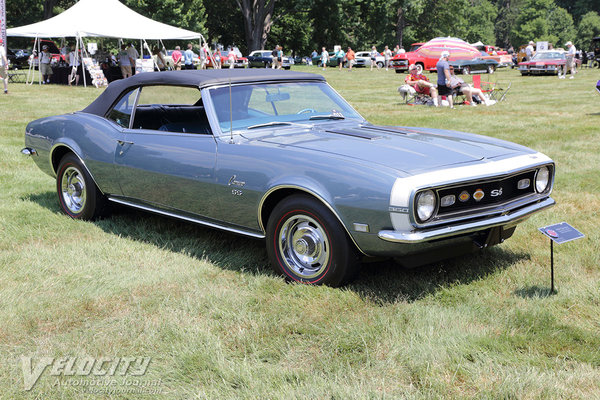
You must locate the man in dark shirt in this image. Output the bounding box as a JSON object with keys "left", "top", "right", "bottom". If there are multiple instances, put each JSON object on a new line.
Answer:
{"left": 436, "top": 51, "right": 453, "bottom": 109}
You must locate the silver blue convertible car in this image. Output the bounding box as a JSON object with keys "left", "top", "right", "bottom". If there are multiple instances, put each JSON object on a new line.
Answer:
{"left": 22, "top": 70, "right": 555, "bottom": 286}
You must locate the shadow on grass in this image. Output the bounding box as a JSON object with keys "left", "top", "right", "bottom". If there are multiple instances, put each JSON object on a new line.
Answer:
{"left": 513, "top": 285, "right": 555, "bottom": 298}
{"left": 26, "top": 191, "right": 530, "bottom": 302}
{"left": 350, "top": 248, "right": 529, "bottom": 304}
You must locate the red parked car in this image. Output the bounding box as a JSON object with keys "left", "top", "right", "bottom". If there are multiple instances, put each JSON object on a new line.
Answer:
{"left": 518, "top": 50, "right": 579, "bottom": 76}
{"left": 206, "top": 50, "right": 248, "bottom": 68}
{"left": 390, "top": 37, "right": 480, "bottom": 73}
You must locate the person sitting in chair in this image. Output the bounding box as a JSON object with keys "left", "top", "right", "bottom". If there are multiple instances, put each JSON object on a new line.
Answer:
{"left": 404, "top": 64, "right": 439, "bottom": 106}
{"left": 448, "top": 66, "right": 495, "bottom": 106}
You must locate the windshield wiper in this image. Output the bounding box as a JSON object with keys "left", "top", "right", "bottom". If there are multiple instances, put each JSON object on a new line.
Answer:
{"left": 247, "top": 121, "right": 311, "bottom": 130}
{"left": 309, "top": 114, "right": 346, "bottom": 120}
{"left": 247, "top": 121, "right": 293, "bottom": 130}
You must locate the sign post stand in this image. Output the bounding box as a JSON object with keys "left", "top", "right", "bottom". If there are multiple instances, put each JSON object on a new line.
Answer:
{"left": 539, "top": 222, "right": 584, "bottom": 295}
{"left": 550, "top": 239, "right": 555, "bottom": 294}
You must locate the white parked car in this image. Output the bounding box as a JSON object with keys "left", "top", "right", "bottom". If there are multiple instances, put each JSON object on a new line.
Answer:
{"left": 354, "top": 51, "right": 385, "bottom": 68}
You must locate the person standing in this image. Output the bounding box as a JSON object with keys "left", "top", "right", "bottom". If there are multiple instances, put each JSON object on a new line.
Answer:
{"left": 311, "top": 49, "right": 318, "bottom": 60}
{"left": 118, "top": 44, "right": 132, "bottom": 79}
{"left": 436, "top": 51, "right": 453, "bottom": 109}
{"left": 370, "top": 46, "right": 378, "bottom": 70}
{"left": 184, "top": 43, "right": 195, "bottom": 70}
{"left": 40, "top": 45, "right": 53, "bottom": 84}
{"left": 564, "top": 41, "right": 577, "bottom": 79}
{"left": 320, "top": 47, "right": 328, "bottom": 70}
{"left": 277, "top": 45, "right": 284, "bottom": 69}
{"left": 525, "top": 41, "right": 535, "bottom": 61}
{"left": 0, "top": 39, "right": 8, "bottom": 94}
{"left": 384, "top": 45, "right": 392, "bottom": 70}
{"left": 228, "top": 49, "right": 236, "bottom": 69}
{"left": 127, "top": 43, "right": 139, "bottom": 75}
{"left": 336, "top": 47, "right": 345, "bottom": 70}
{"left": 68, "top": 45, "right": 81, "bottom": 86}
{"left": 213, "top": 48, "right": 221, "bottom": 69}
{"left": 172, "top": 46, "right": 183, "bottom": 70}
{"left": 346, "top": 47, "right": 355, "bottom": 71}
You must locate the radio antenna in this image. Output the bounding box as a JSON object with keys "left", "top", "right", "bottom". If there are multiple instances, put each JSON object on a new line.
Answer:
{"left": 229, "top": 79, "right": 234, "bottom": 144}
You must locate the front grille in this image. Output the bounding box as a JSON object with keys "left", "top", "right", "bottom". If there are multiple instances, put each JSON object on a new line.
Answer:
{"left": 435, "top": 170, "right": 537, "bottom": 217}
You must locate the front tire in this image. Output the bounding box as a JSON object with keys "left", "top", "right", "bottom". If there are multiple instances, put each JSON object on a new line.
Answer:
{"left": 56, "top": 153, "right": 107, "bottom": 220}
{"left": 266, "top": 195, "right": 359, "bottom": 286}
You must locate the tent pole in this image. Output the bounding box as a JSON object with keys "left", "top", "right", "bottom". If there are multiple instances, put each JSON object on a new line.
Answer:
{"left": 80, "top": 35, "right": 87, "bottom": 88}
{"left": 201, "top": 34, "right": 215, "bottom": 70}
{"left": 26, "top": 36, "right": 37, "bottom": 85}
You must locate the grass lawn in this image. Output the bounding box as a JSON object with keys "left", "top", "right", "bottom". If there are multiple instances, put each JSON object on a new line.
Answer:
{"left": 1, "top": 66, "right": 599, "bottom": 399}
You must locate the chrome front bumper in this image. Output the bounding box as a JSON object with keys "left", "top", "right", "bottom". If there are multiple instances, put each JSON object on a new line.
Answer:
{"left": 378, "top": 197, "right": 555, "bottom": 244}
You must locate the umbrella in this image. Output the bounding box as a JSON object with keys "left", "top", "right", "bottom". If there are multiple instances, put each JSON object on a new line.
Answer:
{"left": 417, "top": 37, "right": 481, "bottom": 60}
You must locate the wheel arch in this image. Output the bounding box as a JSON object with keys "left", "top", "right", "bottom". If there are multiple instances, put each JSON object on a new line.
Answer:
{"left": 50, "top": 143, "right": 105, "bottom": 195}
{"left": 258, "top": 185, "right": 367, "bottom": 255}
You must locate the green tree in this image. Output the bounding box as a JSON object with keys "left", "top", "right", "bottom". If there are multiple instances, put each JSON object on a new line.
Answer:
{"left": 555, "top": 0, "right": 600, "bottom": 24}
{"left": 123, "top": 0, "right": 206, "bottom": 35}
{"left": 547, "top": 6, "right": 575, "bottom": 46}
{"left": 203, "top": 0, "right": 246, "bottom": 52}
{"left": 511, "top": 0, "right": 574, "bottom": 47}
{"left": 577, "top": 11, "right": 600, "bottom": 51}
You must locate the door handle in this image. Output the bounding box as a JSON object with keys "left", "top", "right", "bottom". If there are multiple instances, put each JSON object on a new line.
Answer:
{"left": 117, "top": 139, "right": 134, "bottom": 146}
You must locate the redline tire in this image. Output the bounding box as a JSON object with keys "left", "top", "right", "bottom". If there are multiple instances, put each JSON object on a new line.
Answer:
{"left": 266, "top": 195, "right": 359, "bottom": 286}
{"left": 56, "top": 153, "right": 107, "bottom": 220}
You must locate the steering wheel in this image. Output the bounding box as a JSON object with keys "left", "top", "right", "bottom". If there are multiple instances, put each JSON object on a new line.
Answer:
{"left": 297, "top": 108, "right": 316, "bottom": 114}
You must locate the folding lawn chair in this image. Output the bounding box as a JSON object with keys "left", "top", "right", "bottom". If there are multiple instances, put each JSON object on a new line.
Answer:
{"left": 398, "top": 84, "right": 434, "bottom": 106}
{"left": 472, "top": 74, "right": 511, "bottom": 102}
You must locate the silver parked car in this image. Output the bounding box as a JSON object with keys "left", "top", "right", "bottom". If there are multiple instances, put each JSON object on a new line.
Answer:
{"left": 22, "top": 70, "right": 555, "bottom": 286}
{"left": 354, "top": 51, "right": 385, "bottom": 68}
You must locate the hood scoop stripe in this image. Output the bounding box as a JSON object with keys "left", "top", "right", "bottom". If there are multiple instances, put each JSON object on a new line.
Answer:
{"left": 324, "top": 128, "right": 382, "bottom": 140}
{"left": 360, "top": 125, "right": 412, "bottom": 135}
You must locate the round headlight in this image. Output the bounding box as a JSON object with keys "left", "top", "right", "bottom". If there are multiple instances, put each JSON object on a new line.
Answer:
{"left": 416, "top": 190, "right": 436, "bottom": 222}
{"left": 535, "top": 166, "right": 550, "bottom": 193}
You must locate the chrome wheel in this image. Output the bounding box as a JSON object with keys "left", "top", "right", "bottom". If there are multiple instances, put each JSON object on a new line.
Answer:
{"left": 60, "top": 166, "right": 87, "bottom": 214}
{"left": 278, "top": 214, "right": 330, "bottom": 279}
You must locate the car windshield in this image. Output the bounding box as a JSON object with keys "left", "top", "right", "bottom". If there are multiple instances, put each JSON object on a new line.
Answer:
{"left": 532, "top": 52, "right": 564, "bottom": 61}
{"left": 208, "top": 81, "right": 363, "bottom": 132}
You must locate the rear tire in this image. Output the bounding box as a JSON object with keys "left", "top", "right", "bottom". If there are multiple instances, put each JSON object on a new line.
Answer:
{"left": 266, "top": 195, "right": 360, "bottom": 286}
{"left": 56, "top": 153, "right": 107, "bottom": 220}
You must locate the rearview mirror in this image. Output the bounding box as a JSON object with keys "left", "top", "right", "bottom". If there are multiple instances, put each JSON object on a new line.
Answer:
{"left": 265, "top": 92, "right": 290, "bottom": 102}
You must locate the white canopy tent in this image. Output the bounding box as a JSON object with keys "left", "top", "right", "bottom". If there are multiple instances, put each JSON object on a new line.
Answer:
{"left": 7, "top": 0, "right": 211, "bottom": 86}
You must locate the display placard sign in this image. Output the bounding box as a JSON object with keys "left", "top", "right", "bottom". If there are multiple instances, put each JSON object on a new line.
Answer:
{"left": 539, "top": 222, "right": 584, "bottom": 244}
{"left": 87, "top": 42, "right": 98, "bottom": 55}
{"left": 1, "top": 0, "right": 7, "bottom": 48}
{"left": 537, "top": 41, "right": 549, "bottom": 51}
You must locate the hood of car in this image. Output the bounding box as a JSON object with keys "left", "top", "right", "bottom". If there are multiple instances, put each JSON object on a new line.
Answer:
{"left": 520, "top": 59, "right": 563, "bottom": 65}
{"left": 249, "top": 123, "right": 532, "bottom": 175}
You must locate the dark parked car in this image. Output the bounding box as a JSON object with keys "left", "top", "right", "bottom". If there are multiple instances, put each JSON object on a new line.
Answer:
{"left": 449, "top": 58, "right": 500, "bottom": 74}
{"left": 7, "top": 48, "right": 30, "bottom": 69}
{"left": 247, "top": 50, "right": 292, "bottom": 69}
{"left": 22, "top": 70, "right": 555, "bottom": 286}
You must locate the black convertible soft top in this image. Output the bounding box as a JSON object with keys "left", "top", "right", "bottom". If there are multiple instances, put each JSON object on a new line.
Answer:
{"left": 82, "top": 69, "right": 325, "bottom": 117}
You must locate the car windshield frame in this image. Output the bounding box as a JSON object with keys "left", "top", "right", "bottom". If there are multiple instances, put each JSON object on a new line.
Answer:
{"left": 531, "top": 52, "right": 565, "bottom": 61}
{"left": 204, "top": 81, "right": 365, "bottom": 136}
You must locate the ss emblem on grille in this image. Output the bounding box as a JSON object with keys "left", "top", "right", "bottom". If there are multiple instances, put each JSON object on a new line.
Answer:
{"left": 491, "top": 188, "right": 503, "bottom": 197}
